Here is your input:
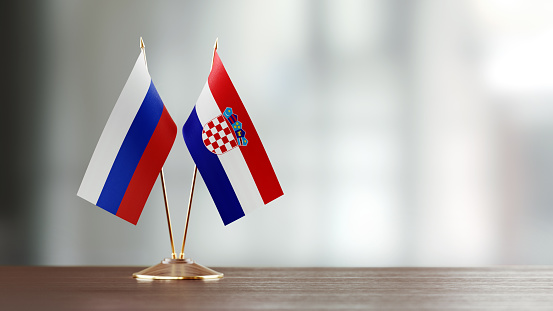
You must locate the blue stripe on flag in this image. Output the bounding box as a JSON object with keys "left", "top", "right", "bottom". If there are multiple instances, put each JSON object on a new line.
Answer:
{"left": 183, "top": 107, "right": 245, "bottom": 225}
{"left": 96, "top": 81, "right": 164, "bottom": 214}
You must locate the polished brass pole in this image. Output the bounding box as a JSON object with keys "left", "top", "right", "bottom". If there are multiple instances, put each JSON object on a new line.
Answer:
{"left": 141, "top": 37, "right": 176, "bottom": 259}
{"left": 179, "top": 166, "right": 197, "bottom": 259}
{"left": 178, "top": 38, "right": 218, "bottom": 259}
{"left": 160, "top": 169, "right": 177, "bottom": 259}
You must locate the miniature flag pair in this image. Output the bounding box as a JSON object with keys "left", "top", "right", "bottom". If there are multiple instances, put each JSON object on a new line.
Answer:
{"left": 77, "top": 46, "right": 283, "bottom": 225}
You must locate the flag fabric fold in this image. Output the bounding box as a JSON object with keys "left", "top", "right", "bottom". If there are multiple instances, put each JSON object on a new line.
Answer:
{"left": 78, "top": 50, "right": 177, "bottom": 225}
{"left": 183, "top": 50, "right": 283, "bottom": 225}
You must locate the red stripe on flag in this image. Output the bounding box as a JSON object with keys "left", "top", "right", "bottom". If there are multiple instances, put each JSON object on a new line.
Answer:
{"left": 116, "top": 107, "right": 177, "bottom": 224}
{"left": 208, "top": 51, "right": 283, "bottom": 204}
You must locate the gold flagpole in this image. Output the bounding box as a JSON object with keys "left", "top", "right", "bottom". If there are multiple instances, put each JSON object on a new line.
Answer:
{"left": 141, "top": 37, "right": 177, "bottom": 259}
{"left": 178, "top": 38, "right": 218, "bottom": 259}
{"left": 160, "top": 169, "right": 177, "bottom": 259}
{"left": 179, "top": 166, "right": 197, "bottom": 259}
{"left": 140, "top": 37, "right": 147, "bottom": 67}
{"left": 212, "top": 37, "right": 219, "bottom": 70}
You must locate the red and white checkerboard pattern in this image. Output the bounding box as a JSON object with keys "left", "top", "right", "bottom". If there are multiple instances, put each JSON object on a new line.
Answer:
{"left": 202, "top": 115, "right": 238, "bottom": 155}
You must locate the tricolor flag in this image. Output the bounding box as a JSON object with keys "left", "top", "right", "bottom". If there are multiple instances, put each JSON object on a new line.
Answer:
{"left": 182, "top": 50, "right": 283, "bottom": 225}
{"left": 78, "top": 50, "right": 177, "bottom": 225}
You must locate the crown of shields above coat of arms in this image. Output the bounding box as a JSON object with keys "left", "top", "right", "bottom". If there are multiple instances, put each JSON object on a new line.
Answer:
{"left": 202, "top": 107, "right": 248, "bottom": 155}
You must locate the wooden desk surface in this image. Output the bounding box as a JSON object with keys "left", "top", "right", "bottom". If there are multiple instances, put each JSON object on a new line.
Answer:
{"left": 1, "top": 266, "right": 553, "bottom": 310}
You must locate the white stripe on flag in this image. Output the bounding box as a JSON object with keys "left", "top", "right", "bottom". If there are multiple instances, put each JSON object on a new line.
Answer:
{"left": 195, "top": 82, "right": 264, "bottom": 214}
{"left": 77, "top": 51, "right": 151, "bottom": 204}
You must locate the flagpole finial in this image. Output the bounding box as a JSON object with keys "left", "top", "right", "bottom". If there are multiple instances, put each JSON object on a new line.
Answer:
{"left": 211, "top": 38, "right": 218, "bottom": 70}
{"left": 139, "top": 37, "right": 147, "bottom": 67}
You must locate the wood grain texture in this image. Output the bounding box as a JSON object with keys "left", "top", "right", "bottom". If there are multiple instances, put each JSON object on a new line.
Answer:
{"left": 1, "top": 266, "right": 553, "bottom": 310}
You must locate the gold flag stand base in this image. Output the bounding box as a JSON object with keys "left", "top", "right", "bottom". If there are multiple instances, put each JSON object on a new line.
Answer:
{"left": 133, "top": 258, "right": 224, "bottom": 280}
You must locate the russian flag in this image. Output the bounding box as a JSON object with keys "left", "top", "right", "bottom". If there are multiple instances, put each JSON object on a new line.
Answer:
{"left": 78, "top": 50, "right": 177, "bottom": 225}
{"left": 183, "top": 50, "right": 283, "bottom": 225}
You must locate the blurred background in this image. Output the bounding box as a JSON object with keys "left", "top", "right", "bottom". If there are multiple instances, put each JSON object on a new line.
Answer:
{"left": 2, "top": 0, "right": 553, "bottom": 267}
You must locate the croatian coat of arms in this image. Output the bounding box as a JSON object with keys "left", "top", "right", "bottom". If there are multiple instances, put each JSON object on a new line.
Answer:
{"left": 202, "top": 107, "right": 248, "bottom": 155}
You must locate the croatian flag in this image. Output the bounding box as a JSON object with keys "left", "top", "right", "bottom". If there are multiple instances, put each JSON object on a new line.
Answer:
{"left": 78, "top": 50, "right": 177, "bottom": 225}
{"left": 183, "top": 50, "right": 283, "bottom": 225}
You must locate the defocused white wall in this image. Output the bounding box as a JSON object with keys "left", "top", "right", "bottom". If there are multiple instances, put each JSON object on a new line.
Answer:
{"left": 34, "top": 0, "right": 553, "bottom": 266}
